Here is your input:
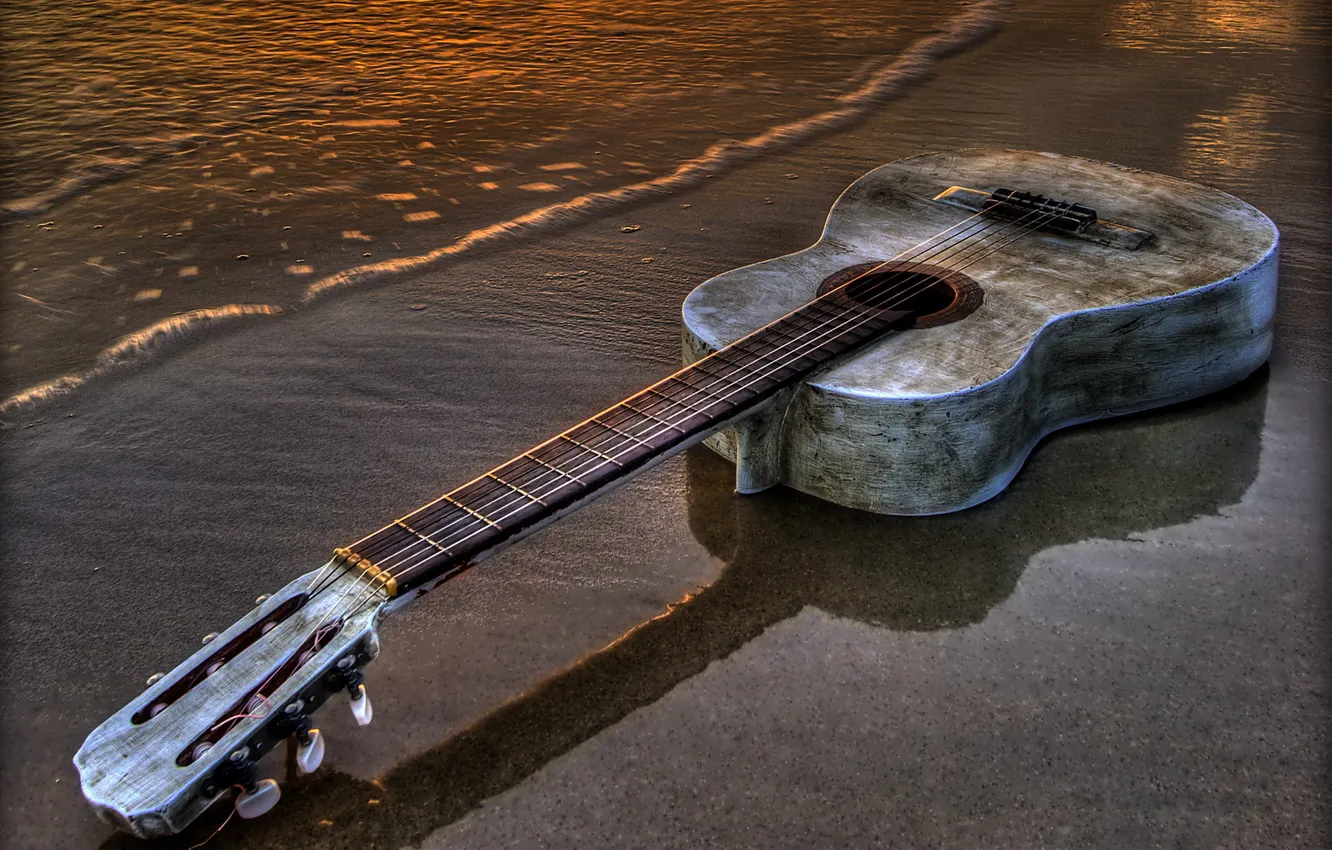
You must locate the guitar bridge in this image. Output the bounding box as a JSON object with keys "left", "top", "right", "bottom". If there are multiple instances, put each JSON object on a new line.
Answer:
{"left": 933, "top": 185, "right": 1154, "bottom": 250}
{"left": 987, "top": 188, "right": 1097, "bottom": 233}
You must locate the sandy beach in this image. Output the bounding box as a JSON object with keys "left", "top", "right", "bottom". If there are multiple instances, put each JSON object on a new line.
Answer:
{"left": 1, "top": 0, "right": 1328, "bottom": 847}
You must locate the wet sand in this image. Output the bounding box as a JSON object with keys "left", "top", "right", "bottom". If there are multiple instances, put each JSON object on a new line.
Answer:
{"left": 1, "top": 0, "right": 1329, "bottom": 848}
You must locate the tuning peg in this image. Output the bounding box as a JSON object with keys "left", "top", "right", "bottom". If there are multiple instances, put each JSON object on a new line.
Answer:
{"left": 296, "top": 728, "right": 325, "bottom": 774}
{"left": 272, "top": 699, "right": 323, "bottom": 772}
{"left": 349, "top": 684, "right": 373, "bottom": 726}
{"left": 326, "top": 656, "right": 373, "bottom": 726}
{"left": 234, "top": 779, "right": 281, "bottom": 819}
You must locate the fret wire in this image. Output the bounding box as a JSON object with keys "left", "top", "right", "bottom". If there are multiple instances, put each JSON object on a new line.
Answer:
{"left": 667, "top": 364, "right": 750, "bottom": 403}
{"left": 522, "top": 450, "right": 588, "bottom": 485}
{"left": 621, "top": 398, "right": 691, "bottom": 433}
{"left": 643, "top": 385, "right": 720, "bottom": 418}
{"left": 395, "top": 519, "right": 455, "bottom": 555}
{"left": 694, "top": 303, "right": 874, "bottom": 385}
{"left": 381, "top": 299, "right": 872, "bottom": 556}
{"left": 689, "top": 352, "right": 776, "bottom": 391}
{"left": 796, "top": 297, "right": 856, "bottom": 324}
{"left": 660, "top": 373, "right": 728, "bottom": 404}
{"left": 350, "top": 525, "right": 410, "bottom": 558}
{"left": 620, "top": 389, "right": 676, "bottom": 418}
{"left": 397, "top": 398, "right": 655, "bottom": 540}
{"left": 559, "top": 432, "right": 625, "bottom": 467}
{"left": 488, "top": 443, "right": 624, "bottom": 522}
{"left": 400, "top": 300, "right": 883, "bottom": 539}
{"left": 627, "top": 303, "right": 848, "bottom": 426}
{"left": 356, "top": 281, "right": 905, "bottom": 575}
{"left": 440, "top": 493, "right": 503, "bottom": 529}
{"left": 725, "top": 299, "right": 857, "bottom": 361}
{"left": 714, "top": 340, "right": 765, "bottom": 365}
{"left": 765, "top": 310, "right": 837, "bottom": 340}
{"left": 498, "top": 444, "right": 616, "bottom": 506}
{"left": 486, "top": 471, "right": 549, "bottom": 507}
{"left": 700, "top": 347, "right": 758, "bottom": 379}
{"left": 728, "top": 309, "right": 831, "bottom": 355}
{"left": 489, "top": 453, "right": 556, "bottom": 493}
{"left": 620, "top": 397, "right": 681, "bottom": 428}
{"left": 721, "top": 317, "right": 838, "bottom": 367}
{"left": 589, "top": 415, "right": 657, "bottom": 450}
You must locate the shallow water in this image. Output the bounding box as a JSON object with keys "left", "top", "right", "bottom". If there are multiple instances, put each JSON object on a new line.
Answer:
{"left": 0, "top": 0, "right": 1328, "bottom": 847}
{"left": 1, "top": 0, "right": 978, "bottom": 401}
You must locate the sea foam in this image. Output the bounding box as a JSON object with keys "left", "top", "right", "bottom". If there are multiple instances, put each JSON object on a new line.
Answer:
{"left": 0, "top": 305, "right": 281, "bottom": 420}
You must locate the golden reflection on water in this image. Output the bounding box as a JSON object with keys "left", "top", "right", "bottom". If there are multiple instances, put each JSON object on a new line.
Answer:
{"left": 1106, "top": 0, "right": 1320, "bottom": 179}
{"left": 1181, "top": 88, "right": 1285, "bottom": 176}
{"left": 1107, "top": 0, "right": 1310, "bottom": 53}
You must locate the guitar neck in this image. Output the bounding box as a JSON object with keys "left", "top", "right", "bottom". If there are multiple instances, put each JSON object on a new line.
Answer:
{"left": 343, "top": 294, "right": 912, "bottom": 598}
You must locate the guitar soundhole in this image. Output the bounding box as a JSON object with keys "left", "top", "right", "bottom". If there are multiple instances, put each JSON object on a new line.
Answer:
{"left": 816, "top": 261, "right": 983, "bottom": 329}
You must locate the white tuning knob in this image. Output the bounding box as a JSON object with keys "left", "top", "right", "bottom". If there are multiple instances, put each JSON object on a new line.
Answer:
{"left": 234, "top": 779, "right": 281, "bottom": 819}
{"left": 349, "top": 684, "right": 373, "bottom": 726}
{"left": 296, "top": 729, "right": 325, "bottom": 774}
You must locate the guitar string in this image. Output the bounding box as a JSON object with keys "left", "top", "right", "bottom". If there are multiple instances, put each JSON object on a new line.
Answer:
{"left": 299, "top": 201, "right": 1006, "bottom": 599}
{"left": 307, "top": 200, "right": 1064, "bottom": 654}
{"left": 305, "top": 205, "right": 1040, "bottom": 625}
{"left": 344, "top": 204, "right": 1032, "bottom": 575}
{"left": 317, "top": 205, "right": 1060, "bottom": 629}
{"left": 322, "top": 205, "right": 1062, "bottom": 629}
{"left": 332, "top": 207, "right": 1062, "bottom": 628}
{"left": 296, "top": 202, "right": 1005, "bottom": 602}
{"left": 268, "top": 206, "right": 1065, "bottom": 732}
{"left": 290, "top": 213, "right": 1042, "bottom": 650}
{"left": 365, "top": 206, "right": 1060, "bottom": 599}
{"left": 182, "top": 207, "right": 1031, "bottom": 761}
{"left": 193, "top": 210, "right": 1048, "bottom": 750}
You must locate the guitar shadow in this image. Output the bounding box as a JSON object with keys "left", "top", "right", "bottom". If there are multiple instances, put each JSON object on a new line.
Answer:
{"left": 109, "top": 366, "right": 1268, "bottom": 849}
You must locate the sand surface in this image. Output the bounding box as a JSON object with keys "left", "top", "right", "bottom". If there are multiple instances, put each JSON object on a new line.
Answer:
{"left": 1, "top": 0, "right": 1328, "bottom": 848}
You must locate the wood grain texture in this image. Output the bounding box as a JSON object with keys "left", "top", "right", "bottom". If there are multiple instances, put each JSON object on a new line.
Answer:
{"left": 682, "top": 149, "right": 1278, "bottom": 514}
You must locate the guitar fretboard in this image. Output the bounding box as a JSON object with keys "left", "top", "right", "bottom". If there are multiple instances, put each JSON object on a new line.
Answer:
{"left": 345, "top": 291, "right": 912, "bottom": 595}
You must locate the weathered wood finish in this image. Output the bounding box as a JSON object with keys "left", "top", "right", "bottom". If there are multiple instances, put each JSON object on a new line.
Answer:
{"left": 74, "top": 566, "right": 387, "bottom": 838}
{"left": 682, "top": 149, "right": 1278, "bottom": 514}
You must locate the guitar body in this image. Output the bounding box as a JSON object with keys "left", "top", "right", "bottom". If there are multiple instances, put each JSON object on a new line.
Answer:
{"left": 76, "top": 150, "right": 1281, "bottom": 838}
{"left": 682, "top": 149, "right": 1278, "bottom": 515}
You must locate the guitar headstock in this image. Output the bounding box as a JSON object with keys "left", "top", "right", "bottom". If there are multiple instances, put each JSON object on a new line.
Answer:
{"left": 74, "top": 558, "right": 395, "bottom": 838}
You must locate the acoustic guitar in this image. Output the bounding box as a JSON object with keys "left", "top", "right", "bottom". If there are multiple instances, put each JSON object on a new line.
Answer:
{"left": 75, "top": 149, "right": 1278, "bottom": 837}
